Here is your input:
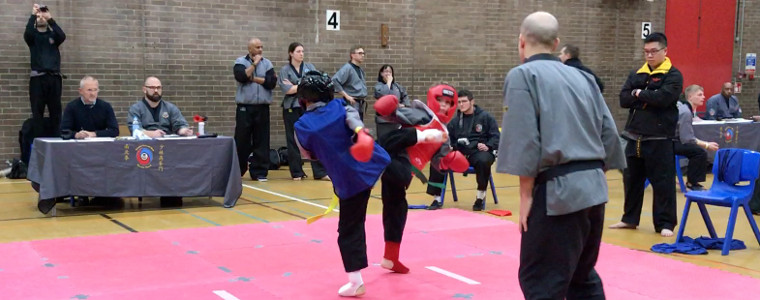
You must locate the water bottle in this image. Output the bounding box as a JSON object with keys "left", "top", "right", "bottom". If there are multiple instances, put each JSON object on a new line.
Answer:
{"left": 132, "top": 116, "right": 141, "bottom": 138}
{"left": 198, "top": 121, "right": 205, "bottom": 135}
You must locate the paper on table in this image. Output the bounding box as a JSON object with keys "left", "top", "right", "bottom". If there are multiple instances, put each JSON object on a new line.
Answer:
{"left": 78, "top": 137, "right": 117, "bottom": 142}
{"left": 693, "top": 120, "right": 724, "bottom": 125}
{"left": 724, "top": 118, "right": 753, "bottom": 123}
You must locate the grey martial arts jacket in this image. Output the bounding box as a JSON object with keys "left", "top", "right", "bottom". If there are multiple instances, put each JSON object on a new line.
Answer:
{"left": 127, "top": 99, "right": 189, "bottom": 134}
{"left": 497, "top": 54, "right": 626, "bottom": 215}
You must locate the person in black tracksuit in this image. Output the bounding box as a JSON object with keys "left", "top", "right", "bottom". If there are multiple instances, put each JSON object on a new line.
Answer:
{"left": 559, "top": 44, "right": 604, "bottom": 93}
{"left": 427, "top": 90, "right": 499, "bottom": 211}
{"left": 24, "top": 4, "right": 66, "bottom": 139}
{"left": 611, "top": 33, "right": 684, "bottom": 237}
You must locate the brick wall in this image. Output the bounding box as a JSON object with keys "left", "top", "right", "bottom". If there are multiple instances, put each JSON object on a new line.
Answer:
{"left": 0, "top": 0, "right": 667, "bottom": 159}
{"left": 734, "top": 1, "right": 760, "bottom": 117}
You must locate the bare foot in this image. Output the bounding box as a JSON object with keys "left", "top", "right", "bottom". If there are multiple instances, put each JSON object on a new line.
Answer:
{"left": 338, "top": 282, "right": 365, "bottom": 297}
{"left": 660, "top": 229, "right": 674, "bottom": 237}
{"left": 608, "top": 222, "right": 637, "bottom": 229}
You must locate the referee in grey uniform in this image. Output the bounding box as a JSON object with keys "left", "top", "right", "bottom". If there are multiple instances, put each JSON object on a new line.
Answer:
{"left": 497, "top": 12, "right": 625, "bottom": 300}
{"left": 233, "top": 38, "right": 277, "bottom": 181}
{"left": 332, "top": 46, "right": 368, "bottom": 121}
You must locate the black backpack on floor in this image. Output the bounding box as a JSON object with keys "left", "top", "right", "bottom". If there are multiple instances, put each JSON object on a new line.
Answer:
{"left": 8, "top": 158, "right": 27, "bottom": 179}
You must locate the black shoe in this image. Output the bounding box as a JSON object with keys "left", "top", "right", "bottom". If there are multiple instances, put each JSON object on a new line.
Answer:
{"left": 473, "top": 199, "right": 485, "bottom": 211}
{"left": 686, "top": 183, "right": 704, "bottom": 191}
{"left": 427, "top": 200, "right": 443, "bottom": 210}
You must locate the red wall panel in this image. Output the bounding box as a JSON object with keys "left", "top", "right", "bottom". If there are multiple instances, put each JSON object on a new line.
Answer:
{"left": 665, "top": 0, "right": 736, "bottom": 111}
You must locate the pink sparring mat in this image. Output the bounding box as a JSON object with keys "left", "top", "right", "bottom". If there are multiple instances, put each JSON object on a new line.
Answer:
{"left": 1, "top": 209, "right": 759, "bottom": 299}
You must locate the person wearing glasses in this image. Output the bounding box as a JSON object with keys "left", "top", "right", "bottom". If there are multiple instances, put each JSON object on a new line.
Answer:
{"left": 610, "top": 32, "right": 683, "bottom": 237}
{"left": 332, "top": 46, "right": 368, "bottom": 121}
{"left": 427, "top": 89, "right": 500, "bottom": 211}
{"left": 127, "top": 76, "right": 193, "bottom": 138}
{"left": 704, "top": 82, "right": 742, "bottom": 120}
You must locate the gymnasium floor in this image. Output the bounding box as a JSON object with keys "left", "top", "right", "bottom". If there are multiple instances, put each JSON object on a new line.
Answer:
{"left": 1, "top": 166, "right": 759, "bottom": 292}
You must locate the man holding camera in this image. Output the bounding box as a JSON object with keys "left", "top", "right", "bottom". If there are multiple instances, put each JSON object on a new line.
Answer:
{"left": 24, "top": 3, "right": 66, "bottom": 138}
{"left": 428, "top": 89, "right": 500, "bottom": 211}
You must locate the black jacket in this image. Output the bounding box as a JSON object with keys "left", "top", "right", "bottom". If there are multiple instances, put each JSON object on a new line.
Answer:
{"left": 24, "top": 15, "right": 65, "bottom": 73}
{"left": 620, "top": 58, "right": 683, "bottom": 138}
{"left": 447, "top": 105, "right": 500, "bottom": 156}
{"left": 564, "top": 58, "right": 604, "bottom": 93}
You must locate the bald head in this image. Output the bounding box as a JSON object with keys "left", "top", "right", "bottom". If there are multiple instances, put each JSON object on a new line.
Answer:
{"left": 520, "top": 11, "right": 559, "bottom": 48}
{"left": 248, "top": 38, "right": 263, "bottom": 57}
{"left": 144, "top": 76, "right": 161, "bottom": 87}
{"left": 721, "top": 81, "right": 734, "bottom": 97}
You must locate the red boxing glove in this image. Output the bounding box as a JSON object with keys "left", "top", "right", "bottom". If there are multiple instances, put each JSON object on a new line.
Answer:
{"left": 350, "top": 128, "right": 374, "bottom": 162}
{"left": 440, "top": 151, "right": 469, "bottom": 172}
{"left": 374, "top": 95, "right": 399, "bottom": 117}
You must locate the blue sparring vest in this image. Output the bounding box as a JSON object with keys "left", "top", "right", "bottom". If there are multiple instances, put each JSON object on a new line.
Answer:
{"left": 295, "top": 100, "right": 390, "bottom": 199}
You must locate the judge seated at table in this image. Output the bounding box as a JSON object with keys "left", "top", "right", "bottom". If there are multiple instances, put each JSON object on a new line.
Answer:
{"left": 126, "top": 76, "right": 192, "bottom": 206}
{"left": 704, "top": 82, "right": 742, "bottom": 120}
{"left": 127, "top": 76, "right": 193, "bottom": 138}
{"left": 675, "top": 84, "right": 719, "bottom": 191}
{"left": 60, "top": 76, "right": 119, "bottom": 139}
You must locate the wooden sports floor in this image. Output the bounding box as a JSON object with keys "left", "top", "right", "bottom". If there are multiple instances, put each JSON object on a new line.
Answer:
{"left": 1, "top": 167, "right": 759, "bottom": 280}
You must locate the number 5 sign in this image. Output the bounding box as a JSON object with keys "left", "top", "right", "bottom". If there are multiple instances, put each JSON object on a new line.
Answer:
{"left": 641, "top": 22, "right": 651, "bottom": 39}
{"left": 327, "top": 10, "right": 340, "bottom": 31}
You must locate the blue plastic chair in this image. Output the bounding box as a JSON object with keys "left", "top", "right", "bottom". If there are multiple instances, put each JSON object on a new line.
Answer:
{"left": 439, "top": 166, "right": 498, "bottom": 209}
{"left": 643, "top": 155, "right": 687, "bottom": 193}
{"left": 675, "top": 148, "right": 760, "bottom": 255}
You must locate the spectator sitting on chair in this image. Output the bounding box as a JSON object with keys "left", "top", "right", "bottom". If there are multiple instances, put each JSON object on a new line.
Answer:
{"left": 126, "top": 76, "right": 192, "bottom": 206}
{"left": 675, "top": 84, "right": 719, "bottom": 191}
{"left": 127, "top": 76, "right": 193, "bottom": 137}
{"left": 428, "top": 89, "right": 500, "bottom": 211}
{"left": 60, "top": 76, "right": 119, "bottom": 140}
{"left": 704, "top": 82, "right": 741, "bottom": 120}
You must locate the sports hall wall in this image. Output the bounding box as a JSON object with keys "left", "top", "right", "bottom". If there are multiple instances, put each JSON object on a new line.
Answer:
{"left": 0, "top": 0, "right": 668, "bottom": 159}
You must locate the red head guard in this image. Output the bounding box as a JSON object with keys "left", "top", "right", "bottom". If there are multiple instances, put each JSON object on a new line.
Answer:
{"left": 426, "top": 84, "right": 458, "bottom": 124}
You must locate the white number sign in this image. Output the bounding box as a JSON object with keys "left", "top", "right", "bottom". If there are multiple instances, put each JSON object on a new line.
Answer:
{"left": 327, "top": 10, "right": 340, "bottom": 31}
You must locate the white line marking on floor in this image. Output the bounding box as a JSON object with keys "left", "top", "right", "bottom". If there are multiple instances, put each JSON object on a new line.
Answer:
{"left": 425, "top": 266, "right": 481, "bottom": 285}
{"left": 213, "top": 290, "right": 240, "bottom": 300}
{"left": 242, "top": 183, "right": 339, "bottom": 212}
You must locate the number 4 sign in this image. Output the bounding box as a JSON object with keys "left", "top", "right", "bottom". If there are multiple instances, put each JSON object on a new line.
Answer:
{"left": 327, "top": 10, "right": 340, "bottom": 31}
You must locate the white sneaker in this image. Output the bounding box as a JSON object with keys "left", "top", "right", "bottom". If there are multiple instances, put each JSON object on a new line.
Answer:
{"left": 257, "top": 177, "right": 268, "bottom": 182}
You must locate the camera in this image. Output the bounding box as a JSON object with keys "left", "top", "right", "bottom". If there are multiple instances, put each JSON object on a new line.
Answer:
{"left": 39, "top": 5, "right": 49, "bottom": 12}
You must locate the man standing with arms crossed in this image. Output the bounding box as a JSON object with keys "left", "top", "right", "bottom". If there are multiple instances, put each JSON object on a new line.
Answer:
{"left": 610, "top": 32, "right": 683, "bottom": 237}
{"left": 233, "top": 38, "right": 277, "bottom": 181}
{"left": 497, "top": 11, "right": 625, "bottom": 299}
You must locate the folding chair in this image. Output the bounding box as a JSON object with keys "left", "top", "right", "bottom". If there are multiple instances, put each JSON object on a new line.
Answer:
{"left": 675, "top": 148, "right": 760, "bottom": 255}
{"left": 439, "top": 166, "right": 498, "bottom": 209}
{"left": 643, "top": 155, "right": 687, "bottom": 193}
